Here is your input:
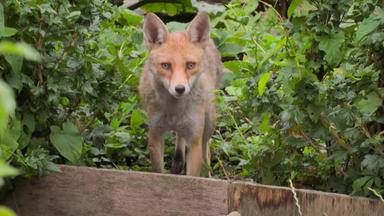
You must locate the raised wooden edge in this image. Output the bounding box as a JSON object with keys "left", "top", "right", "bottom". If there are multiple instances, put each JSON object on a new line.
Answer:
{"left": 228, "top": 181, "right": 384, "bottom": 216}
{"left": 2, "top": 165, "right": 384, "bottom": 216}
{"left": 3, "top": 165, "right": 229, "bottom": 216}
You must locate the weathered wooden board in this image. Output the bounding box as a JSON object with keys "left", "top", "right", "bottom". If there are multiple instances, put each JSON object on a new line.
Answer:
{"left": 2, "top": 165, "right": 384, "bottom": 216}
{"left": 229, "top": 181, "right": 384, "bottom": 216}
{"left": 4, "top": 166, "right": 228, "bottom": 216}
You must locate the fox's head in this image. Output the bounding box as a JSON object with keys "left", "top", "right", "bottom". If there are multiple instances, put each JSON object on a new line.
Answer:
{"left": 143, "top": 12, "right": 211, "bottom": 98}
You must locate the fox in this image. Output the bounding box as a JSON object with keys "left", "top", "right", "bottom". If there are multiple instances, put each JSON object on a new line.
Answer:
{"left": 139, "top": 12, "right": 222, "bottom": 176}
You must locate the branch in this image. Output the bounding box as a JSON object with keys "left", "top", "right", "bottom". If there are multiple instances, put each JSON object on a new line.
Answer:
{"left": 319, "top": 113, "right": 352, "bottom": 151}
{"left": 125, "top": 0, "right": 183, "bottom": 10}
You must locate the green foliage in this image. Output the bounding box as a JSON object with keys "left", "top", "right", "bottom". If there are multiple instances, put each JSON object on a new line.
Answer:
{"left": 0, "top": 206, "right": 16, "bottom": 216}
{"left": 209, "top": 0, "right": 384, "bottom": 199}
{"left": 1, "top": 0, "right": 149, "bottom": 174}
{"left": 0, "top": 0, "right": 383, "bottom": 201}
{"left": 50, "top": 122, "right": 83, "bottom": 164}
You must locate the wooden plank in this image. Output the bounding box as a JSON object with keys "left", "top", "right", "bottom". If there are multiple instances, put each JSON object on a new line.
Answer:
{"left": 3, "top": 165, "right": 384, "bottom": 216}
{"left": 4, "top": 166, "right": 229, "bottom": 216}
{"left": 228, "top": 181, "right": 384, "bottom": 216}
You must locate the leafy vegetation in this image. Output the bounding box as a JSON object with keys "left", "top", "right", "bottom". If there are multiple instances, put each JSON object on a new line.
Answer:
{"left": 0, "top": 0, "right": 383, "bottom": 199}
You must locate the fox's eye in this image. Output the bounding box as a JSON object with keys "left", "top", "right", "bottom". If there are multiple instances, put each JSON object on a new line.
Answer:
{"left": 161, "top": 63, "right": 171, "bottom": 70}
{"left": 186, "top": 62, "right": 196, "bottom": 70}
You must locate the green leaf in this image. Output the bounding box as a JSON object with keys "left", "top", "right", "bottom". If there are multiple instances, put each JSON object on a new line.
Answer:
{"left": 287, "top": 0, "right": 302, "bottom": 18}
{"left": 318, "top": 31, "right": 345, "bottom": 65}
{"left": 223, "top": 60, "right": 251, "bottom": 74}
{"left": 4, "top": 54, "right": 23, "bottom": 74}
{"left": 352, "top": 176, "right": 373, "bottom": 193}
{"left": 130, "top": 109, "right": 144, "bottom": 129}
{"left": 0, "top": 161, "right": 19, "bottom": 177}
{"left": 355, "top": 18, "right": 381, "bottom": 42}
{"left": 353, "top": 93, "right": 382, "bottom": 115}
{"left": 166, "top": 22, "right": 188, "bottom": 32}
{"left": 258, "top": 72, "right": 271, "bottom": 96}
{"left": 0, "top": 41, "right": 41, "bottom": 61}
{"left": 0, "top": 4, "right": 18, "bottom": 38}
{"left": 191, "top": 0, "right": 226, "bottom": 14}
{"left": 259, "top": 113, "right": 271, "bottom": 132}
{"left": 121, "top": 9, "right": 143, "bottom": 26}
{"left": 0, "top": 206, "right": 17, "bottom": 216}
{"left": 219, "top": 42, "right": 243, "bottom": 57}
{"left": 49, "top": 122, "right": 83, "bottom": 164}
{"left": 0, "top": 80, "right": 15, "bottom": 132}
{"left": 66, "top": 11, "right": 81, "bottom": 21}
{"left": 292, "top": 0, "right": 316, "bottom": 17}
{"left": 1, "top": 27, "right": 18, "bottom": 37}
{"left": 0, "top": 134, "right": 19, "bottom": 160}
{"left": 361, "top": 155, "right": 384, "bottom": 172}
{"left": 0, "top": 3, "right": 4, "bottom": 37}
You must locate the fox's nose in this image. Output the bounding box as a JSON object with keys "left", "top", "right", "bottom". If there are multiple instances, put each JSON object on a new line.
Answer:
{"left": 175, "top": 85, "right": 185, "bottom": 94}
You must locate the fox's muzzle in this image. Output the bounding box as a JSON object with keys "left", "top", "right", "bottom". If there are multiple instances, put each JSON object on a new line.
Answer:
{"left": 168, "top": 83, "right": 191, "bottom": 98}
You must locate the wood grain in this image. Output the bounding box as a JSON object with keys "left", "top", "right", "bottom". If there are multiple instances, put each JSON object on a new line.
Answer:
{"left": 2, "top": 166, "right": 384, "bottom": 216}
{"left": 4, "top": 166, "right": 228, "bottom": 216}
{"left": 228, "top": 181, "right": 384, "bottom": 216}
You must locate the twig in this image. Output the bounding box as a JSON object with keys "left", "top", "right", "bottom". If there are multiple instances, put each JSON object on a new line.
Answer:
{"left": 299, "top": 130, "right": 326, "bottom": 155}
{"left": 218, "top": 157, "right": 230, "bottom": 180}
{"left": 368, "top": 187, "right": 384, "bottom": 203}
{"left": 350, "top": 112, "right": 384, "bottom": 157}
{"left": 319, "top": 113, "right": 352, "bottom": 150}
{"left": 126, "top": 0, "right": 183, "bottom": 10}
{"left": 260, "top": 0, "right": 284, "bottom": 21}
{"left": 54, "top": 34, "right": 79, "bottom": 70}
{"left": 289, "top": 179, "right": 303, "bottom": 216}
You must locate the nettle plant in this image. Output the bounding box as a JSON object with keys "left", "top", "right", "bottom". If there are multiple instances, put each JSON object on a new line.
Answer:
{"left": 1, "top": 0, "right": 149, "bottom": 174}
{"left": 209, "top": 0, "right": 384, "bottom": 197}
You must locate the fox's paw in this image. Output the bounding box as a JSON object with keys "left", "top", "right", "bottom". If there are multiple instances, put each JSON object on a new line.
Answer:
{"left": 171, "top": 161, "right": 184, "bottom": 174}
{"left": 171, "top": 149, "right": 185, "bottom": 174}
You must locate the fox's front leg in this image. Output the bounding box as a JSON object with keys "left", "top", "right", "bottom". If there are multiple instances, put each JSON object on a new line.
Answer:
{"left": 185, "top": 120, "right": 205, "bottom": 176}
{"left": 148, "top": 130, "right": 164, "bottom": 173}
{"left": 171, "top": 135, "right": 186, "bottom": 174}
{"left": 186, "top": 135, "right": 203, "bottom": 176}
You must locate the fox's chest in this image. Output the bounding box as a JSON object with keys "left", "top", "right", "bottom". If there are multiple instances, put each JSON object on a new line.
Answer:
{"left": 150, "top": 98, "right": 204, "bottom": 136}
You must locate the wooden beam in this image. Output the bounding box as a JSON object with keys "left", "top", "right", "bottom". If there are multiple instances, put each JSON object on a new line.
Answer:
{"left": 228, "top": 181, "right": 384, "bottom": 216}
{"left": 3, "top": 165, "right": 384, "bottom": 216}
{"left": 4, "top": 166, "right": 228, "bottom": 216}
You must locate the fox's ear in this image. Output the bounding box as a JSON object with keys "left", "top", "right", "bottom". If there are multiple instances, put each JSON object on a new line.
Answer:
{"left": 187, "top": 12, "right": 211, "bottom": 46}
{"left": 143, "top": 13, "right": 168, "bottom": 50}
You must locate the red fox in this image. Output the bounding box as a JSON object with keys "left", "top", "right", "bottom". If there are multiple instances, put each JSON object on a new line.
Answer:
{"left": 139, "top": 12, "right": 222, "bottom": 176}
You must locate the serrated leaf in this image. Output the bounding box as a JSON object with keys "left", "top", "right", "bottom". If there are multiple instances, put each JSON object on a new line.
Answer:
{"left": 361, "top": 154, "right": 384, "bottom": 172}
{"left": 354, "top": 93, "right": 382, "bottom": 115}
{"left": 258, "top": 72, "right": 271, "bottom": 96}
{"left": 318, "top": 31, "right": 345, "bottom": 65}
{"left": 49, "top": 122, "right": 83, "bottom": 164}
